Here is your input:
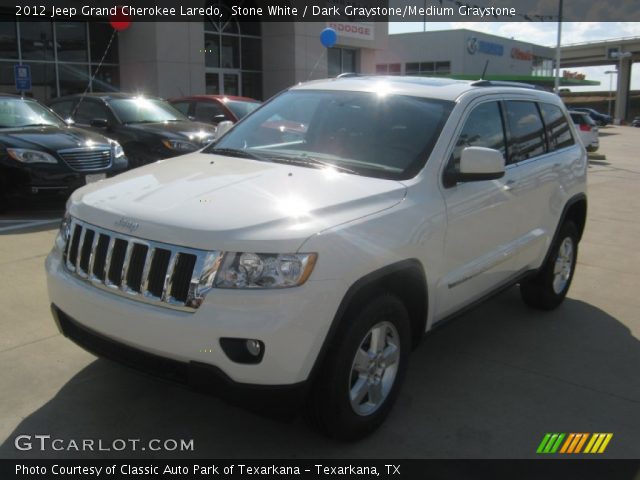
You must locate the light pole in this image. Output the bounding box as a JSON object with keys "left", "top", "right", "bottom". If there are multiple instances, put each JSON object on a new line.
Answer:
{"left": 604, "top": 70, "right": 617, "bottom": 118}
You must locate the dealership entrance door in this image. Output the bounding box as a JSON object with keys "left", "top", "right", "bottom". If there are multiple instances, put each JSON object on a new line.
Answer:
{"left": 206, "top": 71, "right": 240, "bottom": 96}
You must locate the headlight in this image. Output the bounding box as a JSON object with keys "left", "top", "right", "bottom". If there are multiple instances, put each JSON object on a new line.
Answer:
{"left": 161, "top": 139, "right": 198, "bottom": 152}
{"left": 110, "top": 140, "right": 125, "bottom": 158}
{"left": 7, "top": 148, "right": 58, "bottom": 164}
{"left": 214, "top": 252, "right": 317, "bottom": 289}
{"left": 54, "top": 212, "right": 72, "bottom": 254}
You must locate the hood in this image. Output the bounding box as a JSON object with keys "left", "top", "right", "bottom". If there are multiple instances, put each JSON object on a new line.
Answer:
{"left": 0, "top": 125, "right": 111, "bottom": 151}
{"left": 69, "top": 152, "right": 407, "bottom": 253}
{"left": 125, "top": 121, "right": 216, "bottom": 144}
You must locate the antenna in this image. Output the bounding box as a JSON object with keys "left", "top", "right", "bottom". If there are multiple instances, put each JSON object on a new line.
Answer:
{"left": 481, "top": 60, "right": 489, "bottom": 80}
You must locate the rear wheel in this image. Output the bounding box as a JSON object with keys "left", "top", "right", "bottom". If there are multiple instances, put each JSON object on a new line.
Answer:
{"left": 520, "top": 221, "right": 579, "bottom": 310}
{"left": 305, "top": 294, "right": 411, "bottom": 440}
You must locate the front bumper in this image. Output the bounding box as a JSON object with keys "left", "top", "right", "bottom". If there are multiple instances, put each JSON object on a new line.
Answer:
{"left": 1, "top": 160, "right": 127, "bottom": 197}
{"left": 51, "top": 305, "right": 308, "bottom": 415}
{"left": 46, "top": 249, "right": 346, "bottom": 386}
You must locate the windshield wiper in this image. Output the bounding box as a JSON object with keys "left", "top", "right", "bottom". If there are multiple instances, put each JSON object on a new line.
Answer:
{"left": 272, "top": 154, "right": 359, "bottom": 175}
{"left": 15, "top": 123, "right": 56, "bottom": 128}
{"left": 207, "top": 147, "right": 272, "bottom": 162}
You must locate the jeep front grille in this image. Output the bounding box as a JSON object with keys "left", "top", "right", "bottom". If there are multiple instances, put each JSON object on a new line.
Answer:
{"left": 63, "top": 219, "right": 221, "bottom": 311}
{"left": 58, "top": 148, "right": 112, "bottom": 172}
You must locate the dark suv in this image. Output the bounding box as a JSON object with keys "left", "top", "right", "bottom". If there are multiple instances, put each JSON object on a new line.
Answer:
{"left": 49, "top": 93, "right": 216, "bottom": 168}
{"left": 0, "top": 95, "right": 127, "bottom": 209}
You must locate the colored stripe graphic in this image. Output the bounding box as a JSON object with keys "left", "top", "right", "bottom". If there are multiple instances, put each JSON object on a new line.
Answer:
{"left": 584, "top": 433, "right": 613, "bottom": 454}
{"left": 538, "top": 433, "right": 613, "bottom": 454}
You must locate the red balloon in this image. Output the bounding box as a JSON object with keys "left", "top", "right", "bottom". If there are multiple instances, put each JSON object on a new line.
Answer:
{"left": 109, "top": 7, "right": 131, "bottom": 31}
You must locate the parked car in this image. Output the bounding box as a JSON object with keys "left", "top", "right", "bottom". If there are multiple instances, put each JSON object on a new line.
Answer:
{"left": 570, "top": 110, "right": 599, "bottom": 152}
{"left": 48, "top": 93, "right": 216, "bottom": 168}
{"left": 0, "top": 94, "right": 127, "bottom": 209}
{"left": 572, "top": 107, "right": 611, "bottom": 126}
{"left": 168, "top": 95, "right": 261, "bottom": 126}
{"left": 47, "top": 77, "right": 587, "bottom": 440}
{"left": 632, "top": 116, "right": 640, "bottom": 127}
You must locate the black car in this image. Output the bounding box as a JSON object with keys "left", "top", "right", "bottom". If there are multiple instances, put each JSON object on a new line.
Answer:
{"left": 572, "top": 107, "right": 612, "bottom": 126}
{"left": 0, "top": 95, "right": 128, "bottom": 208}
{"left": 48, "top": 93, "right": 217, "bottom": 167}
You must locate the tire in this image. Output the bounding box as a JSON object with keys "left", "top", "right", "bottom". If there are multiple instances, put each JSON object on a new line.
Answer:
{"left": 304, "top": 294, "right": 411, "bottom": 441}
{"left": 520, "top": 221, "right": 579, "bottom": 310}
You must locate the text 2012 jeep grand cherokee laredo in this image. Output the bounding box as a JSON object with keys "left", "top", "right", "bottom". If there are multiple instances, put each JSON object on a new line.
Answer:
{"left": 46, "top": 77, "right": 587, "bottom": 440}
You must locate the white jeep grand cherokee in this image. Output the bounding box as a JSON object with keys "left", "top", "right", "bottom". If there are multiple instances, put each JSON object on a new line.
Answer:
{"left": 46, "top": 77, "right": 587, "bottom": 440}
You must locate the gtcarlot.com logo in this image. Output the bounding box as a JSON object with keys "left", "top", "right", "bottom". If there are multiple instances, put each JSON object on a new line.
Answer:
{"left": 536, "top": 433, "right": 613, "bottom": 454}
{"left": 14, "top": 434, "right": 194, "bottom": 452}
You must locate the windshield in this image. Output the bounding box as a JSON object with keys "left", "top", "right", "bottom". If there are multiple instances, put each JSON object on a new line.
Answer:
{"left": 109, "top": 97, "right": 188, "bottom": 124}
{"left": 224, "top": 99, "right": 261, "bottom": 119}
{"left": 205, "top": 90, "right": 453, "bottom": 180}
{"left": 0, "top": 98, "right": 65, "bottom": 128}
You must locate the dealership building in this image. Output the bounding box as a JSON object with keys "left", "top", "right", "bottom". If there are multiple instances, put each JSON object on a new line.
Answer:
{"left": 0, "top": 12, "right": 583, "bottom": 104}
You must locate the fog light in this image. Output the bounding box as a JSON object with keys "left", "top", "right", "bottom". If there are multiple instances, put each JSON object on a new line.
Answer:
{"left": 246, "top": 339, "right": 262, "bottom": 356}
{"left": 219, "top": 337, "right": 265, "bottom": 364}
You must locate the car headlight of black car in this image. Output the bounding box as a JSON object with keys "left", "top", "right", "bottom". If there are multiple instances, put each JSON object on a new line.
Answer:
{"left": 110, "top": 140, "right": 125, "bottom": 159}
{"left": 161, "top": 139, "right": 198, "bottom": 152}
{"left": 7, "top": 148, "right": 58, "bottom": 164}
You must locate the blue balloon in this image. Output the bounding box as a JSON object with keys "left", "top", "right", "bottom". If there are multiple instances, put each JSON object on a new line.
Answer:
{"left": 320, "top": 28, "right": 337, "bottom": 48}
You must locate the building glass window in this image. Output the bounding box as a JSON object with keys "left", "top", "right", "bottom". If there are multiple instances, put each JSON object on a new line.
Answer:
{"left": 20, "top": 22, "right": 54, "bottom": 61}
{"left": 0, "top": 20, "right": 119, "bottom": 102}
{"left": 328, "top": 47, "right": 358, "bottom": 77}
{"left": 406, "top": 61, "right": 451, "bottom": 76}
{"left": 204, "top": 1, "right": 262, "bottom": 99}
{"left": 0, "top": 20, "right": 18, "bottom": 59}
{"left": 56, "top": 22, "right": 88, "bottom": 63}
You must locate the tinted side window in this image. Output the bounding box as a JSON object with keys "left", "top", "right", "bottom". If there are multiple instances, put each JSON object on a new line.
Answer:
{"left": 450, "top": 101, "right": 506, "bottom": 170}
{"left": 505, "top": 101, "right": 546, "bottom": 162}
{"left": 50, "top": 100, "right": 76, "bottom": 119}
{"left": 171, "top": 101, "right": 191, "bottom": 116}
{"left": 194, "top": 102, "right": 228, "bottom": 123}
{"left": 75, "top": 100, "right": 109, "bottom": 125}
{"left": 539, "top": 103, "right": 574, "bottom": 151}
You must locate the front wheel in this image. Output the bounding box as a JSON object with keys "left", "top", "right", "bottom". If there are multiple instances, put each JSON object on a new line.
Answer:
{"left": 520, "top": 221, "right": 579, "bottom": 310}
{"left": 305, "top": 294, "right": 411, "bottom": 440}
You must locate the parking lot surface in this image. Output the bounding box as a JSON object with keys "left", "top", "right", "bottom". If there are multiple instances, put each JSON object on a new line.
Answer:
{"left": 1, "top": 126, "right": 639, "bottom": 459}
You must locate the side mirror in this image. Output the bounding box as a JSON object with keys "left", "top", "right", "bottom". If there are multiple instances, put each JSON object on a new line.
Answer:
{"left": 90, "top": 118, "right": 109, "bottom": 129}
{"left": 447, "top": 147, "right": 505, "bottom": 186}
{"left": 64, "top": 117, "right": 75, "bottom": 125}
{"left": 213, "top": 114, "right": 227, "bottom": 123}
{"left": 214, "top": 120, "right": 234, "bottom": 139}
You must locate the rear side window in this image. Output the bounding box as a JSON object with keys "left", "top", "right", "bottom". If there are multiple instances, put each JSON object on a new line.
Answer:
{"left": 504, "top": 101, "right": 546, "bottom": 162}
{"left": 194, "top": 101, "right": 228, "bottom": 123}
{"left": 539, "top": 103, "right": 574, "bottom": 151}
{"left": 50, "top": 100, "right": 76, "bottom": 119}
{"left": 75, "top": 101, "right": 109, "bottom": 125}
{"left": 171, "top": 101, "right": 191, "bottom": 116}
{"left": 450, "top": 101, "right": 506, "bottom": 171}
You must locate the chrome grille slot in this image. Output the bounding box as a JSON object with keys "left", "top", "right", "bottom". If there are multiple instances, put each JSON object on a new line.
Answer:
{"left": 58, "top": 148, "right": 112, "bottom": 172}
{"left": 61, "top": 218, "right": 220, "bottom": 312}
{"left": 91, "top": 234, "right": 110, "bottom": 281}
{"left": 146, "top": 248, "right": 171, "bottom": 298}
{"left": 78, "top": 229, "right": 95, "bottom": 274}
{"left": 170, "top": 253, "right": 197, "bottom": 302}
{"left": 107, "top": 239, "right": 128, "bottom": 286}
{"left": 126, "top": 244, "right": 149, "bottom": 293}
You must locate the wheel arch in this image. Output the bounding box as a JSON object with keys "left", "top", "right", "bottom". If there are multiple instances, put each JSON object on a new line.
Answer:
{"left": 308, "top": 259, "right": 429, "bottom": 382}
{"left": 543, "top": 193, "right": 587, "bottom": 267}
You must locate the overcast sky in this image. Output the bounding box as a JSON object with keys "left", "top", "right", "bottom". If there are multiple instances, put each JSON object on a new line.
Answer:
{"left": 389, "top": 22, "right": 640, "bottom": 91}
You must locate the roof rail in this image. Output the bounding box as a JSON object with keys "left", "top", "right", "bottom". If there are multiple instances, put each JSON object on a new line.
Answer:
{"left": 336, "top": 72, "right": 361, "bottom": 78}
{"left": 470, "top": 80, "right": 540, "bottom": 90}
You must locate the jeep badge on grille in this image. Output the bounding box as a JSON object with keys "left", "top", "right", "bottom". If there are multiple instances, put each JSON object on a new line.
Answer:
{"left": 114, "top": 217, "right": 140, "bottom": 233}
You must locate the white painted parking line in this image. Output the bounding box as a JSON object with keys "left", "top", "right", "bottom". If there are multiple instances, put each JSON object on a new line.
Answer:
{"left": 0, "top": 219, "right": 61, "bottom": 233}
